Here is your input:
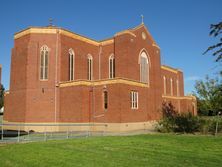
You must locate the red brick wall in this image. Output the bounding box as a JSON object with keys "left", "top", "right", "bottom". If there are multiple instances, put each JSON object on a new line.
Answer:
{"left": 24, "top": 33, "right": 59, "bottom": 122}
{"left": 161, "top": 68, "right": 184, "bottom": 97}
{"left": 59, "top": 83, "right": 162, "bottom": 123}
{"left": 60, "top": 34, "right": 99, "bottom": 81}
{"left": 4, "top": 33, "right": 59, "bottom": 123}
{"left": 3, "top": 36, "right": 29, "bottom": 122}
{"left": 4, "top": 25, "right": 196, "bottom": 124}
{"left": 58, "top": 24, "right": 164, "bottom": 123}
{"left": 162, "top": 95, "right": 197, "bottom": 115}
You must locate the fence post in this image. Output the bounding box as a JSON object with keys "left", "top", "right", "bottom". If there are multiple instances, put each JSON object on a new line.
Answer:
{"left": 44, "top": 126, "right": 47, "bottom": 141}
{"left": 66, "top": 126, "right": 69, "bottom": 139}
{"left": 17, "top": 125, "right": 20, "bottom": 142}
{"left": 27, "top": 126, "right": 30, "bottom": 141}
{"left": 215, "top": 112, "right": 221, "bottom": 136}
{"left": 87, "top": 125, "right": 90, "bottom": 137}
{"left": 1, "top": 124, "right": 3, "bottom": 141}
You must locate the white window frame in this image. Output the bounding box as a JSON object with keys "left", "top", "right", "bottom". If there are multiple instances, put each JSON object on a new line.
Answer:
{"left": 40, "top": 45, "right": 49, "bottom": 80}
{"left": 69, "top": 49, "right": 74, "bottom": 81}
{"left": 109, "top": 54, "right": 115, "bottom": 79}
{"left": 131, "top": 91, "right": 138, "bottom": 109}
{"left": 87, "top": 54, "right": 93, "bottom": 80}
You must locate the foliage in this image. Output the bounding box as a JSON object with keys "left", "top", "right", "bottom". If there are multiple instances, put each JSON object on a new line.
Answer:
{"left": 156, "top": 102, "right": 176, "bottom": 132}
{"left": 198, "top": 116, "right": 222, "bottom": 134}
{"left": 174, "top": 112, "right": 200, "bottom": 133}
{"left": 156, "top": 102, "right": 222, "bottom": 134}
{"left": 162, "top": 101, "right": 177, "bottom": 118}
{"left": 156, "top": 102, "right": 199, "bottom": 133}
{"left": 193, "top": 76, "right": 222, "bottom": 116}
{"left": 0, "top": 84, "right": 4, "bottom": 109}
{"left": 204, "top": 21, "right": 222, "bottom": 63}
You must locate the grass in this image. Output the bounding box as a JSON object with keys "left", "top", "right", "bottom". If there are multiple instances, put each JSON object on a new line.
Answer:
{"left": 0, "top": 134, "right": 222, "bottom": 167}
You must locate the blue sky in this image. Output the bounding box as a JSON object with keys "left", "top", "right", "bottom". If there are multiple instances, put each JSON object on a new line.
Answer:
{"left": 0, "top": 0, "right": 221, "bottom": 94}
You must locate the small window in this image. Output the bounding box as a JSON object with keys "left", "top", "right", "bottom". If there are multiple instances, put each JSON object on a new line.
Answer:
{"left": 103, "top": 91, "right": 108, "bottom": 110}
{"left": 170, "top": 78, "right": 173, "bottom": 96}
{"left": 87, "top": 55, "right": 93, "bottom": 80}
{"left": 163, "top": 76, "right": 166, "bottom": 95}
{"left": 40, "top": 45, "right": 49, "bottom": 80}
{"left": 176, "top": 79, "right": 180, "bottom": 96}
{"left": 131, "top": 91, "right": 138, "bottom": 109}
{"left": 69, "top": 49, "right": 74, "bottom": 81}
{"left": 109, "top": 54, "right": 115, "bottom": 79}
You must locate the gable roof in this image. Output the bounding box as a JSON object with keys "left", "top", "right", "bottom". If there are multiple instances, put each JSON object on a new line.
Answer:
{"left": 114, "top": 23, "right": 160, "bottom": 49}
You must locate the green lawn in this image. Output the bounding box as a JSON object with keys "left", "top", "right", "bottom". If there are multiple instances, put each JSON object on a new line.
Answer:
{"left": 0, "top": 134, "right": 222, "bottom": 167}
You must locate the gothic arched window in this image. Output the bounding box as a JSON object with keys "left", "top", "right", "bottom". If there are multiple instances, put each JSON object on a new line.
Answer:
{"left": 87, "top": 54, "right": 93, "bottom": 80}
{"left": 170, "top": 78, "right": 173, "bottom": 96}
{"left": 140, "top": 51, "right": 149, "bottom": 84}
{"left": 163, "top": 76, "right": 166, "bottom": 95}
{"left": 176, "top": 79, "right": 180, "bottom": 96}
{"left": 69, "top": 49, "right": 74, "bottom": 81}
{"left": 40, "top": 45, "right": 49, "bottom": 80}
{"left": 109, "top": 54, "right": 115, "bottom": 79}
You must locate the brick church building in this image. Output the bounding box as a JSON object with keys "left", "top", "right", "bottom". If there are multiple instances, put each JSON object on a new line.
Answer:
{"left": 3, "top": 23, "right": 196, "bottom": 131}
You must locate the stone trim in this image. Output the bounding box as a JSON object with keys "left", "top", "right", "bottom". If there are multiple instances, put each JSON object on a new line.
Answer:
{"left": 115, "top": 30, "right": 136, "bottom": 37}
{"left": 100, "top": 39, "right": 114, "bottom": 45}
{"left": 162, "top": 95, "right": 196, "bottom": 100}
{"left": 14, "top": 27, "right": 115, "bottom": 46}
{"left": 14, "top": 28, "right": 57, "bottom": 39}
{"left": 2, "top": 120, "right": 156, "bottom": 132}
{"left": 59, "top": 78, "right": 149, "bottom": 88}
{"left": 59, "top": 29, "right": 99, "bottom": 46}
{"left": 161, "top": 65, "right": 181, "bottom": 74}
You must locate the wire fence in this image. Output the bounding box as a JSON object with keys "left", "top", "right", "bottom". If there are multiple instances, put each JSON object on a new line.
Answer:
{"left": 0, "top": 123, "right": 107, "bottom": 143}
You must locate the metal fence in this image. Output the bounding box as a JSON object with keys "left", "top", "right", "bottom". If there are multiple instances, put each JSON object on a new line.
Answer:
{"left": 0, "top": 123, "right": 107, "bottom": 143}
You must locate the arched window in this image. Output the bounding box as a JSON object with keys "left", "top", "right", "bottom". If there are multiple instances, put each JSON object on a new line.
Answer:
{"left": 163, "top": 76, "right": 166, "bottom": 95}
{"left": 109, "top": 54, "right": 115, "bottom": 79}
{"left": 87, "top": 54, "right": 93, "bottom": 80}
{"left": 170, "top": 78, "right": 173, "bottom": 96}
{"left": 139, "top": 51, "right": 149, "bottom": 84}
{"left": 69, "top": 49, "right": 74, "bottom": 81}
{"left": 40, "top": 45, "right": 49, "bottom": 80}
{"left": 176, "top": 79, "right": 180, "bottom": 96}
{"left": 103, "top": 91, "right": 108, "bottom": 110}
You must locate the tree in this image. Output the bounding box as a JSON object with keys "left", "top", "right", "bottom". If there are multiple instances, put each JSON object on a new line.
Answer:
{"left": 204, "top": 21, "right": 222, "bottom": 63}
{"left": 0, "top": 84, "right": 4, "bottom": 109}
{"left": 193, "top": 76, "right": 222, "bottom": 116}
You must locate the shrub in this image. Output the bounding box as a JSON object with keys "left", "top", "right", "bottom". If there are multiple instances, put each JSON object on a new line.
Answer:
{"left": 155, "top": 102, "right": 177, "bottom": 133}
{"left": 156, "top": 102, "right": 200, "bottom": 134}
{"left": 174, "top": 113, "right": 199, "bottom": 133}
{"left": 198, "top": 117, "right": 222, "bottom": 134}
{"left": 156, "top": 102, "right": 222, "bottom": 134}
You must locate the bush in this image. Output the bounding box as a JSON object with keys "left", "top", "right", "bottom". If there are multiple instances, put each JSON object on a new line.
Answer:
{"left": 198, "top": 117, "right": 222, "bottom": 134}
{"left": 156, "top": 102, "right": 222, "bottom": 134}
{"left": 156, "top": 102, "right": 177, "bottom": 133}
{"left": 174, "top": 113, "right": 199, "bottom": 133}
